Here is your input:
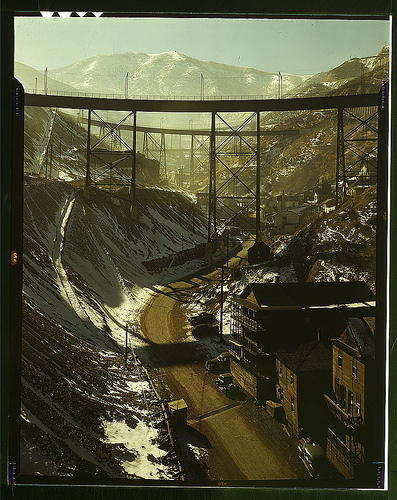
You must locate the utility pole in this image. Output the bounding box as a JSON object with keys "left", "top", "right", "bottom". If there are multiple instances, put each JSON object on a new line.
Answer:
{"left": 59, "top": 136, "right": 63, "bottom": 164}
{"left": 35, "top": 77, "right": 37, "bottom": 94}
{"left": 125, "top": 72, "right": 129, "bottom": 99}
{"left": 200, "top": 74, "right": 205, "bottom": 100}
{"left": 179, "top": 165, "right": 184, "bottom": 187}
{"left": 125, "top": 323, "right": 129, "bottom": 368}
{"left": 44, "top": 67, "right": 48, "bottom": 95}
{"left": 220, "top": 261, "right": 224, "bottom": 341}
{"left": 278, "top": 72, "right": 283, "bottom": 99}
{"left": 45, "top": 149, "right": 48, "bottom": 179}
{"left": 226, "top": 231, "right": 229, "bottom": 268}
{"left": 49, "top": 144, "right": 53, "bottom": 179}
{"left": 361, "top": 65, "right": 365, "bottom": 94}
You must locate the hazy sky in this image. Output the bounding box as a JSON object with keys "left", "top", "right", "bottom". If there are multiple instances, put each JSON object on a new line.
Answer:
{"left": 14, "top": 17, "right": 390, "bottom": 75}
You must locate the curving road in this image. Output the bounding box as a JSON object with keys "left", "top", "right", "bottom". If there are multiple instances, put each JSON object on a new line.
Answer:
{"left": 140, "top": 247, "right": 309, "bottom": 481}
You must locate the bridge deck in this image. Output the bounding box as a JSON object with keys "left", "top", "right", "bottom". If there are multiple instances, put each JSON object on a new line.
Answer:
{"left": 25, "top": 93, "right": 380, "bottom": 113}
{"left": 81, "top": 118, "right": 300, "bottom": 136}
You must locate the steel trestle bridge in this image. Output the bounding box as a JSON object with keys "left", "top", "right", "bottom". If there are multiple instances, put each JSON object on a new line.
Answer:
{"left": 25, "top": 91, "right": 382, "bottom": 243}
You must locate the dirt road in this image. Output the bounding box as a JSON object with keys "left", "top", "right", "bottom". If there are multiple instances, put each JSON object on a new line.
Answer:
{"left": 140, "top": 248, "right": 309, "bottom": 481}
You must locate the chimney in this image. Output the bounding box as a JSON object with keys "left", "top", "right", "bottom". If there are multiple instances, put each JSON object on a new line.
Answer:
{"left": 274, "top": 275, "right": 280, "bottom": 283}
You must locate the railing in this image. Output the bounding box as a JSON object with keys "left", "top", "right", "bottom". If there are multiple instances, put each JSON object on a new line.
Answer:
{"left": 231, "top": 314, "right": 266, "bottom": 333}
{"left": 324, "top": 394, "right": 363, "bottom": 430}
{"left": 25, "top": 85, "right": 386, "bottom": 101}
{"left": 230, "top": 334, "right": 257, "bottom": 351}
{"left": 327, "top": 428, "right": 362, "bottom": 466}
{"left": 26, "top": 89, "right": 276, "bottom": 101}
{"left": 229, "top": 349, "right": 259, "bottom": 375}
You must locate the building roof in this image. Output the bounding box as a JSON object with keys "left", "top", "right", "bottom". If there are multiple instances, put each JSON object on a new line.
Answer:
{"left": 275, "top": 210, "right": 300, "bottom": 217}
{"left": 275, "top": 340, "right": 332, "bottom": 373}
{"left": 334, "top": 317, "right": 375, "bottom": 360}
{"left": 233, "top": 282, "right": 376, "bottom": 312}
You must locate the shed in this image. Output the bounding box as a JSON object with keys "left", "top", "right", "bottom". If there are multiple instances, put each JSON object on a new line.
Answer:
{"left": 168, "top": 399, "right": 188, "bottom": 429}
{"left": 247, "top": 241, "right": 271, "bottom": 264}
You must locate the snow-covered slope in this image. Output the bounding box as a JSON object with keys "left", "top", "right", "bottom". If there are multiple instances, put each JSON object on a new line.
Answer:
{"left": 273, "top": 186, "right": 377, "bottom": 288}
{"left": 291, "top": 46, "right": 389, "bottom": 97}
{"left": 15, "top": 61, "right": 78, "bottom": 94}
{"left": 22, "top": 177, "right": 209, "bottom": 478}
{"left": 47, "top": 51, "right": 308, "bottom": 98}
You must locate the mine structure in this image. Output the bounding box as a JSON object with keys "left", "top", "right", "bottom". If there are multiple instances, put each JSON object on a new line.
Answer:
{"left": 25, "top": 91, "right": 383, "bottom": 252}
{"left": 9, "top": 74, "right": 388, "bottom": 485}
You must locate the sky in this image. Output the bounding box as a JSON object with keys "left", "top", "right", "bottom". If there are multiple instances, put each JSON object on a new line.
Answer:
{"left": 14, "top": 16, "right": 390, "bottom": 76}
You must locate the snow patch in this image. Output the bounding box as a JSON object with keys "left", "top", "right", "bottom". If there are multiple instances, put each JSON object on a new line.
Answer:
{"left": 103, "top": 420, "right": 169, "bottom": 479}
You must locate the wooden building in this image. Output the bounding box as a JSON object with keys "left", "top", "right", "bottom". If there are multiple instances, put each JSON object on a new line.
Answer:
{"left": 273, "top": 210, "right": 300, "bottom": 234}
{"left": 229, "top": 282, "right": 375, "bottom": 403}
{"left": 276, "top": 192, "right": 300, "bottom": 212}
{"left": 324, "top": 317, "right": 375, "bottom": 480}
{"left": 275, "top": 340, "right": 332, "bottom": 439}
{"left": 247, "top": 241, "right": 271, "bottom": 265}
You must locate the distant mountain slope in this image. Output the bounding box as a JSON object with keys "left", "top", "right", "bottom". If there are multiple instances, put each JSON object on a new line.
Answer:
{"left": 46, "top": 51, "right": 308, "bottom": 97}
{"left": 290, "top": 46, "right": 388, "bottom": 97}
{"left": 15, "top": 61, "right": 78, "bottom": 94}
{"left": 260, "top": 46, "right": 388, "bottom": 196}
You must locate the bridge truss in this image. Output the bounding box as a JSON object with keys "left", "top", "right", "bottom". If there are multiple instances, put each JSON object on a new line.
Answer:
{"left": 25, "top": 91, "right": 384, "bottom": 243}
{"left": 208, "top": 112, "right": 260, "bottom": 240}
{"left": 336, "top": 106, "right": 379, "bottom": 205}
{"left": 87, "top": 110, "right": 136, "bottom": 201}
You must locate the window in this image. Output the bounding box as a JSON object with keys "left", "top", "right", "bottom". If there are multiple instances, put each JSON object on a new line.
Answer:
{"left": 291, "top": 395, "right": 295, "bottom": 413}
{"left": 276, "top": 359, "right": 283, "bottom": 377}
{"left": 352, "top": 358, "right": 358, "bottom": 379}
{"left": 338, "top": 349, "right": 343, "bottom": 367}
{"left": 348, "top": 390, "right": 353, "bottom": 414}
{"left": 277, "top": 385, "right": 284, "bottom": 401}
{"left": 340, "top": 384, "right": 346, "bottom": 409}
{"left": 290, "top": 372, "right": 294, "bottom": 387}
{"left": 335, "top": 377, "right": 340, "bottom": 395}
{"left": 356, "top": 393, "right": 362, "bottom": 415}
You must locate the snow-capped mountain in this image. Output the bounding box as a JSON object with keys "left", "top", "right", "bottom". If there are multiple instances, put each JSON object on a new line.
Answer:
{"left": 15, "top": 61, "right": 77, "bottom": 94}
{"left": 291, "top": 46, "right": 389, "bottom": 97}
{"left": 46, "top": 51, "right": 308, "bottom": 98}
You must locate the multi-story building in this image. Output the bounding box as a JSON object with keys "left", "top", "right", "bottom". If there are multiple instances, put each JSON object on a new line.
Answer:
{"left": 273, "top": 210, "right": 301, "bottom": 234}
{"left": 276, "top": 192, "right": 300, "bottom": 212}
{"left": 324, "top": 317, "right": 375, "bottom": 480}
{"left": 275, "top": 340, "right": 332, "bottom": 439}
{"left": 229, "top": 282, "right": 375, "bottom": 403}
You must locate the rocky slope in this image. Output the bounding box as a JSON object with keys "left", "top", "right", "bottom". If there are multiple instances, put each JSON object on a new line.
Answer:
{"left": 21, "top": 177, "right": 208, "bottom": 478}
{"left": 276, "top": 186, "right": 377, "bottom": 289}
{"left": 259, "top": 46, "right": 388, "bottom": 197}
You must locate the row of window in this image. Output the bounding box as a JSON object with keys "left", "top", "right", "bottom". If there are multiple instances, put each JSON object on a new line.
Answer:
{"left": 335, "top": 377, "right": 362, "bottom": 415}
{"left": 276, "top": 360, "right": 295, "bottom": 387}
{"left": 337, "top": 349, "right": 359, "bottom": 379}
{"left": 276, "top": 386, "right": 295, "bottom": 414}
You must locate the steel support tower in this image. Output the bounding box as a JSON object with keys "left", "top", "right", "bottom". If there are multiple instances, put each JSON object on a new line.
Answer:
{"left": 208, "top": 111, "right": 261, "bottom": 242}
{"left": 142, "top": 131, "right": 167, "bottom": 179}
{"left": 85, "top": 110, "right": 137, "bottom": 207}
{"left": 189, "top": 135, "right": 210, "bottom": 190}
{"left": 335, "top": 105, "right": 378, "bottom": 206}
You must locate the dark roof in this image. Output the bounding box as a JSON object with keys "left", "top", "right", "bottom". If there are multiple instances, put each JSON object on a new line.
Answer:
{"left": 237, "top": 282, "right": 375, "bottom": 310}
{"left": 335, "top": 317, "right": 375, "bottom": 359}
{"left": 275, "top": 341, "right": 332, "bottom": 373}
